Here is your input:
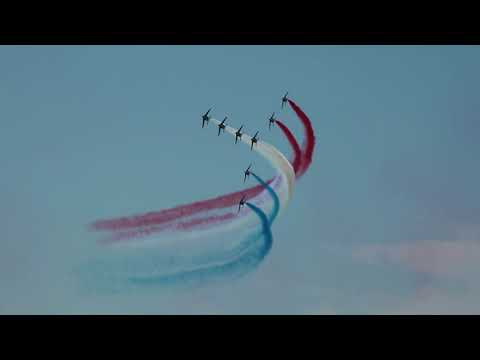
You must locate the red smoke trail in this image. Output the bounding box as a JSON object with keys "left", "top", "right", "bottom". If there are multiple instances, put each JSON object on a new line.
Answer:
{"left": 91, "top": 183, "right": 269, "bottom": 232}
{"left": 90, "top": 100, "right": 315, "bottom": 234}
{"left": 111, "top": 116, "right": 306, "bottom": 239}
{"left": 89, "top": 126, "right": 296, "bottom": 233}
{"left": 99, "top": 212, "right": 237, "bottom": 244}
{"left": 288, "top": 99, "right": 315, "bottom": 177}
{"left": 274, "top": 119, "right": 302, "bottom": 174}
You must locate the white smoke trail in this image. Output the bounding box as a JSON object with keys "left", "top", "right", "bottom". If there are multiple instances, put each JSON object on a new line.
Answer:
{"left": 108, "top": 118, "right": 297, "bottom": 247}
{"left": 209, "top": 118, "right": 295, "bottom": 215}
{"left": 75, "top": 119, "right": 297, "bottom": 291}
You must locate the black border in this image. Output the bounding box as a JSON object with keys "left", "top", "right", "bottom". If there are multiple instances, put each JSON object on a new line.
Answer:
{"left": 3, "top": 1, "right": 480, "bottom": 44}
{"left": 1, "top": 315, "right": 477, "bottom": 347}
{"left": 1, "top": 13, "right": 479, "bottom": 345}
{"left": 1, "top": 30, "right": 480, "bottom": 44}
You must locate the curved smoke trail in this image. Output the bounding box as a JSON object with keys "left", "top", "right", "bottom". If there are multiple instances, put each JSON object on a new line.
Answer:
{"left": 99, "top": 118, "right": 296, "bottom": 245}
{"left": 77, "top": 99, "right": 316, "bottom": 291}
{"left": 288, "top": 99, "right": 316, "bottom": 177}
{"left": 90, "top": 100, "right": 313, "bottom": 235}
{"left": 275, "top": 119, "right": 302, "bottom": 174}
{"left": 78, "top": 172, "right": 279, "bottom": 291}
{"left": 108, "top": 115, "right": 308, "bottom": 241}
{"left": 127, "top": 172, "right": 280, "bottom": 288}
{"left": 173, "top": 117, "right": 293, "bottom": 225}
{"left": 250, "top": 172, "right": 279, "bottom": 223}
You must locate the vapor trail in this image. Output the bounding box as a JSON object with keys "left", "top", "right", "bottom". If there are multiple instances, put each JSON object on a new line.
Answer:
{"left": 90, "top": 100, "right": 314, "bottom": 235}
{"left": 99, "top": 118, "right": 295, "bottom": 245}
{"left": 127, "top": 172, "right": 280, "bottom": 287}
{"left": 274, "top": 119, "right": 302, "bottom": 174}
{"left": 288, "top": 99, "right": 316, "bottom": 177}
{"left": 78, "top": 172, "right": 280, "bottom": 291}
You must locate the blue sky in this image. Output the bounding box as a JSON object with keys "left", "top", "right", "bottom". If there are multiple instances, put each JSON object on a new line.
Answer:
{"left": 1, "top": 46, "right": 479, "bottom": 314}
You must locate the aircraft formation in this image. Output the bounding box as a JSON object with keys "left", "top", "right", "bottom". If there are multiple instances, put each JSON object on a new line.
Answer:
{"left": 200, "top": 92, "right": 290, "bottom": 213}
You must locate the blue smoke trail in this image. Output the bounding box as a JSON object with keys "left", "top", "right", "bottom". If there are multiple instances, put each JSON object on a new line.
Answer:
{"left": 76, "top": 173, "right": 280, "bottom": 293}
{"left": 182, "top": 172, "right": 281, "bottom": 267}
{"left": 244, "top": 202, "right": 272, "bottom": 258}
{"left": 127, "top": 173, "right": 280, "bottom": 289}
{"left": 250, "top": 172, "right": 279, "bottom": 224}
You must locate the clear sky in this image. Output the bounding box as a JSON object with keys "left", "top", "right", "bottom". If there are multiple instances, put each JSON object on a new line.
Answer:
{"left": 1, "top": 45, "right": 479, "bottom": 314}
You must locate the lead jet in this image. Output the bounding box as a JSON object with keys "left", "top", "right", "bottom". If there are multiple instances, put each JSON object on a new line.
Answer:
{"left": 250, "top": 131, "right": 259, "bottom": 150}
{"left": 238, "top": 195, "right": 247, "bottom": 213}
{"left": 244, "top": 163, "right": 252, "bottom": 183}
{"left": 281, "top": 92, "right": 289, "bottom": 109}
{"left": 217, "top": 117, "right": 227, "bottom": 136}
{"left": 202, "top": 108, "right": 212, "bottom": 128}
{"left": 268, "top": 112, "right": 276, "bottom": 130}
{"left": 235, "top": 125, "right": 244, "bottom": 144}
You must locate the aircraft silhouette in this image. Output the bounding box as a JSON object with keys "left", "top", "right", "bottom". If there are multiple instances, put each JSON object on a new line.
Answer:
{"left": 244, "top": 163, "right": 252, "bottom": 183}
{"left": 281, "top": 92, "right": 289, "bottom": 109}
{"left": 202, "top": 108, "right": 212, "bottom": 128}
{"left": 235, "top": 125, "right": 243, "bottom": 144}
{"left": 250, "top": 131, "right": 259, "bottom": 150}
{"left": 268, "top": 112, "right": 276, "bottom": 130}
{"left": 238, "top": 195, "right": 246, "bottom": 213}
{"left": 217, "top": 117, "right": 227, "bottom": 136}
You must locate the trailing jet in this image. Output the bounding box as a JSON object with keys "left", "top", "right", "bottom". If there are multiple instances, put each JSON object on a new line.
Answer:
{"left": 281, "top": 92, "right": 289, "bottom": 109}
{"left": 250, "top": 131, "right": 259, "bottom": 150}
{"left": 235, "top": 125, "right": 243, "bottom": 144}
{"left": 244, "top": 163, "right": 252, "bottom": 183}
{"left": 238, "top": 195, "right": 246, "bottom": 213}
{"left": 202, "top": 108, "right": 212, "bottom": 128}
{"left": 268, "top": 112, "right": 276, "bottom": 130}
{"left": 217, "top": 117, "right": 227, "bottom": 136}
